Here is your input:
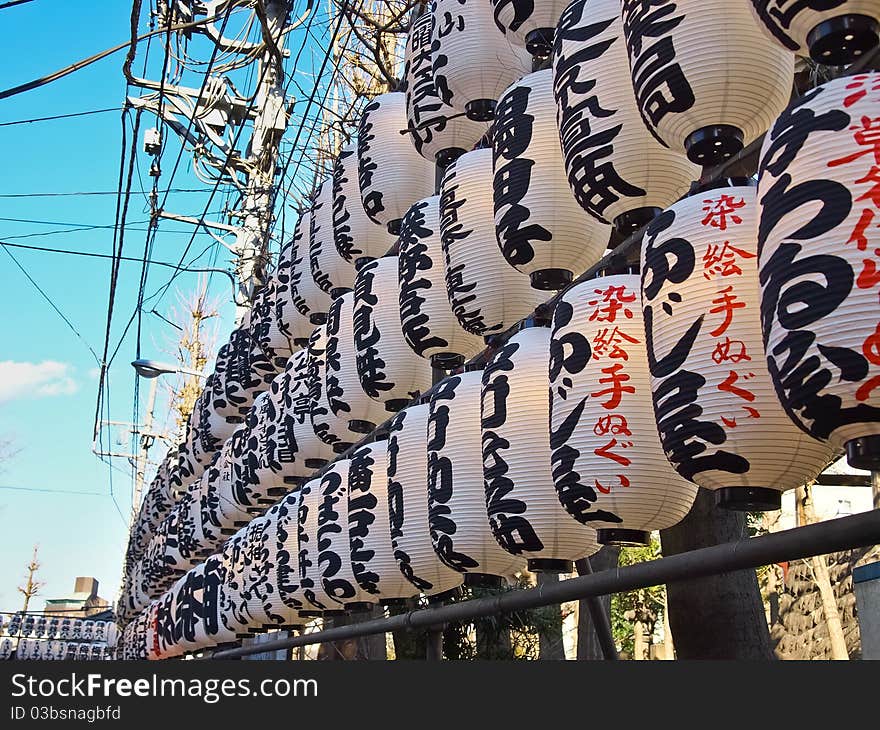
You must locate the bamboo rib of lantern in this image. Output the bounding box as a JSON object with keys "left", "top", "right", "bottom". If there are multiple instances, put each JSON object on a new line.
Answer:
{"left": 122, "top": 43, "right": 880, "bottom": 601}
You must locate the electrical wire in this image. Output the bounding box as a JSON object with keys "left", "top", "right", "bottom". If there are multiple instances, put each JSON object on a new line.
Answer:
{"left": 0, "top": 108, "right": 119, "bottom": 127}
{"left": 0, "top": 188, "right": 212, "bottom": 198}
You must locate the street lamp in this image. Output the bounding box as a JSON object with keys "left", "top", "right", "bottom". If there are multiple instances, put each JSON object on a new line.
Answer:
{"left": 128, "top": 359, "right": 207, "bottom": 521}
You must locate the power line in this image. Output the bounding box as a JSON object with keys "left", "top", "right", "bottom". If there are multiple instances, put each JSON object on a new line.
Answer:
{"left": 0, "top": 0, "right": 36, "bottom": 9}
{"left": 0, "top": 188, "right": 212, "bottom": 198}
{"left": 0, "top": 485, "right": 105, "bottom": 496}
{"left": 0, "top": 243, "right": 102, "bottom": 364}
{"left": 0, "top": 239, "right": 235, "bottom": 280}
{"left": 0, "top": 107, "right": 118, "bottom": 127}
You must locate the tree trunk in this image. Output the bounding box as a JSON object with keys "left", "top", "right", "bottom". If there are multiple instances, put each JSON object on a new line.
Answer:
{"left": 316, "top": 609, "right": 387, "bottom": 660}
{"left": 389, "top": 598, "right": 427, "bottom": 659}
{"left": 537, "top": 573, "right": 565, "bottom": 660}
{"left": 659, "top": 488, "right": 775, "bottom": 659}
{"left": 633, "top": 620, "right": 646, "bottom": 660}
{"left": 796, "top": 484, "right": 849, "bottom": 660}
{"left": 577, "top": 546, "right": 620, "bottom": 660}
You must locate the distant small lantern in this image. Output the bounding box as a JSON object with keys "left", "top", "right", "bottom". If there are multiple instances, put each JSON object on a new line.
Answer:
{"left": 549, "top": 275, "right": 698, "bottom": 545}
{"left": 428, "top": 370, "right": 527, "bottom": 584}
{"left": 757, "top": 72, "right": 880, "bottom": 470}
{"left": 275, "top": 225, "right": 315, "bottom": 348}
{"left": 493, "top": 69, "right": 611, "bottom": 290}
{"left": 398, "top": 195, "right": 485, "bottom": 369}
{"left": 482, "top": 326, "right": 601, "bottom": 572}
{"left": 358, "top": 92, "right": 435, "bottom": 234}
{"left": 388, "top": 404, "right": 465, "bottom": 598}
{"left": 553, "top": 0, "right": 699, "bottom": 234}
{"left": 332, "top": 141, "right": 397, "bottom": 263}
{"left": 620, "top": 0, "right": 795, "bottom": 165}
{"left": 403, "top": 11, "right": 489, "bottom": 166}
{"left": 642, "top": 186, "right": 835, "bottom": 510}
{"left": 297, "top": 477, "right": 345, "bottom": 615}
{"left": 749, "top": 1, "right": 879, "bottom": 65}
{"left": 310, "top": 178, "right": 356, "bottom": 298}
{"left": 307, "top": 323, "right": 361, "bottom": 452}
{"left": 316, "top": 458, "right": 379, "bottom": 610}
{"left": 491, "top": 0, "right": 570, "bottom": 58}
{"left": 440, "top": 148, "right": 546, "bottom": 336}
{"left": 326, "top": 292, "right": 389, "bottom": 434}
{"left": 288, "top": 211, "right": 332, "bottom": 329}
{"left": 353, "top": 256, "right": 433, "bottom": 413}
{"left": 431, "top": 0, "right": 532, "bottom": 121}
{"left": 348, "top": 440, "right": 418, "bottom": 604}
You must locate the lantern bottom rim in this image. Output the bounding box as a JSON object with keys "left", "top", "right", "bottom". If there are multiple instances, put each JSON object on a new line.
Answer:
{"left": 309, "top": 312, "right": 328, "bottom": 326}
{"left": 330, "top": 287, "right": 351, "bottom": 300}
{"left": 597, "top": 528, "right": 650, "bottom": 547}
{"left": 385, "top": 398, "right": 410, "bottom": 413}
{"left": 613, "top": 206, "right": 661, "bottom": 236}
{"left": 436, "top": 147, "right": 467, "bottom": 168}
{"left": 332, "top": 442, "right": 353, "bottom": 454}
{"left": 427, "top": 587, "right": 463, "bottom": 604}
{"left": 283, "top": 475, "right": 304, "bottom": 485}
{"left": 266, "top": 486, "right": 288, "bottom": 496}
{"left": 465, "top": 99, "right": 497, "bottom": 122}
{"left": 525, "top": 28, "right": 555, "bottom": 59}
{"left": 464, "top": 573, "right": 504, "bottom": 589}
{"left": 530, "top": 268, "right": 572, "bottom": 291}
{"left": 846, "top": 435, "right": 880, "bottom": 470}
{"left": 344, "top": 601, "right": 375, "bottom": 613}
{"left": 305, "top": 458, "right": 328, "bottom": 469}
{"left": 387, "top": 219, "right": 402, "bottom": 236}
{"left": 808, "top": 14, "right": 879, "bottom": 66}
{"left": 684, "top": 124, "right": 743, "bottom": 166}
{"left": 714, "top": 486, "right": 782, "bottom": 512}
{"left": 527, "top": 558, "right": 573, "bottom": 574}
{"left": 348, "top": 419, "right": 376, "bottom": 434}
{"left": 431, "top": 352, "right": 465, "bottom": 371}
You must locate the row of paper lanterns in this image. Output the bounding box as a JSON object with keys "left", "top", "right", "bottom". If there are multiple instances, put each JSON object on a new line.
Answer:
{"left": 119, "top": 2, "right": 880, "bottom": 632}
{"left": 0, "top": 638, "right": 110, "bottom": 662}
{"left": 0, "top": 615, "right": 117, "bottom": 644}
{"left": 124, "top": 0, "right": 880, "bottom": 572}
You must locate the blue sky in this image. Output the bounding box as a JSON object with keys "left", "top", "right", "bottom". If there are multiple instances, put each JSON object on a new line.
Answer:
{"left": 0, "top": 1, "right": 331, "bottom": 612}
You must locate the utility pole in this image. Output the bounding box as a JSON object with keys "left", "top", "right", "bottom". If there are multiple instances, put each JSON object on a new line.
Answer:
{"left": 18, "top": 545, "right": 42, "bottom": 615}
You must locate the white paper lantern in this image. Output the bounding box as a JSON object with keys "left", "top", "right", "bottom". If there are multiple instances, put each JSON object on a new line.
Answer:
{"left": 621, "top": 0, "right": 795, "bottom": 165}
{"left": 272, "top": 490, "right": 309, "bottom": 617}
{"left": 297, "top": 477, "right": 346, "bottom": 614}
{"left": 289, "top": 211, "right": 333, "bottom": 327}
{"left": 0, "top": 639, "right": 13, "bottom": 661}
{"left": 326, "top": 292, "right": 389, "bottom": 434}
{"left": 250, "top": 276, "right": 294, "bottom": 367}
{"left": 285, "top": 348, "right": 335, "bottom": 473}
{"left": 315, "top": 458, "right": 380, "bottom": 609}
{"left": 217, "top": 531, "right": 251, "bottom": 638}
{"left": 553, "top": 0, "right": 699, "bottom": 234}
{"left": 491, "top": 0, "right": 570, "bottom": 57}
{"left": 311, "top": 178, "right": 357, "bottom": 296}
{"left": 399, "top": 195, "right": 485, "bottom": 369}
{"left": 428, "top": 370, "right": 527, "bottom": 582}
{"left": 348, "top": 440, "right": 418, "bottom": 603}
{"left": 403, "top": 12, "right": 489, "bottom": 165}
{"left": 494, "top": 69, "right": 611, "bottom": 290}
{"left": 307, "top": 323, "right": 361, "bottom": 451}
{"left": 757, "top": 72, "right": 880, "bottom": 470}
{"left": 440, "top": 148, "right": 546, "bottom": 335}
{"left": 353, "top": 256, "right": 433, "bottom": 412}
{"left": 210, "top": 326, "right": 276, "bottom": 420}
{"left": 482, "top": 326, "right": 601, "bottom": 571}
{"left": 358, "top": 92, "right": 436, "bottom": 233}
{"left": 549, "top": 275, "right": 698, "bottom": 545}
{"left": 750, "top": 1, "right": 879, "bottom": 64}
{"left": 431, "top": 0, "right": 532, "bottom": 121}
{"left": 274, "top": 225, "right": 315, "bottom": 348}
{"left": 642, "top": 185, "right": 836, "bottom": 510}
{"left": 388, "top": 404, "right": 465, "bottom": 597}
{"left": 333, "top": 141, "right": 397, "bottom": 262}
{"left": 201, "top": 554, "right": 239, "bottom": 645}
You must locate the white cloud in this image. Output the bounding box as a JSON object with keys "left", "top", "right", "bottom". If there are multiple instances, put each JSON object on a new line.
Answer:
{"left": 0, "top": 361, "right": 79, "bottom": 403}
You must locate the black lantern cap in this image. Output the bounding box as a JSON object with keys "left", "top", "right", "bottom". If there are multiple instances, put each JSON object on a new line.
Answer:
{"left": 613, "top": 206, "right": 661, "bottom": 236}
{"left": 436, "top": 146, "right": 467, "bottom": 168}
{"left": 597, "top": 528, "right": 651, "bottom": 547}
{"left": 808, "top": 14, "right": 879, "bottom": 66}
{"left": 309, "top": 312, "right": 328, "bottom": 326}
{"left": 846, "top": 435, "right": 880, "bottom": 470}
{"left": 464, "top": 573, "right": 504, "bottom": 589}
{"left": 525, "top": 27, "right": 555, "bottom": 59}
{"left": 344, "top": 602, "right": 374, "bottom": 613}
{"left": 430, "top": 352, "right": 465, "bottom": 370}
{"left": 387, "top": 219, "right": 402, "bottom": 236}
{"left": 528, "top": 558, "right": 573, "bottom": 574}
{"left": 349, "top": 419, "right": 376, "bottom": 434}
{"left": 684, "top": 124, "right": 744, "bottom": 166}
{"left": 293, "top": 337, "right": 310, "bottom": 348}
{"left": 330, "top": 286, "right": 351, "bottom": 299}
{"left": 332, "top": 442, "right": 353, "bottom": 454}
{"left": 530, "top": 268, "right": 573, "bottom": 291}
{"left": 714, "top": 486, "right": 782, "bottom": 512}
{"left": 304, "top": 457, "right": 328, "bottom": 469}
{"left": 384, "top": 398, "right": 409, "bottom": 413}
{"left": 465, "top": 99, "right": 496, "bottom": 122}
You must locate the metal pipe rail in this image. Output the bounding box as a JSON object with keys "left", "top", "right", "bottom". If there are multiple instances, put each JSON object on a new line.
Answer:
{"left": 201, "top": 509, "right": 880, "bottom": 659}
